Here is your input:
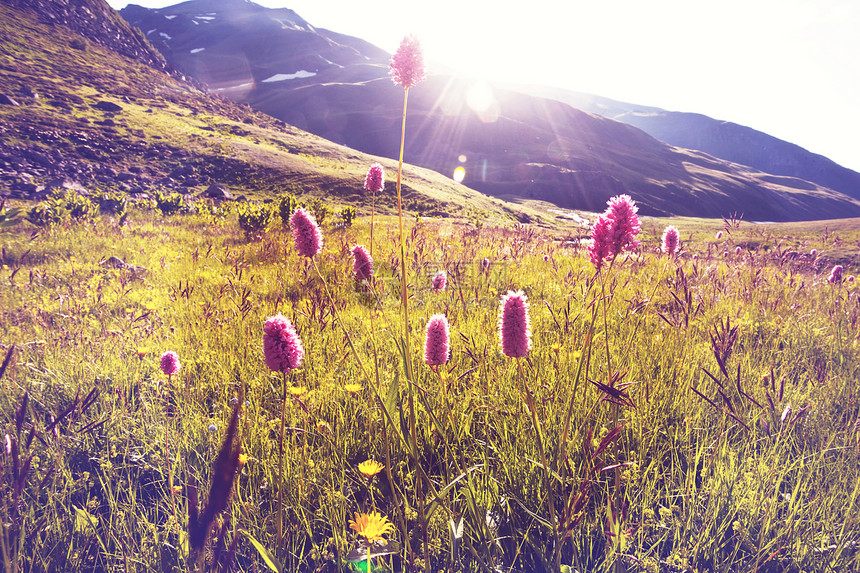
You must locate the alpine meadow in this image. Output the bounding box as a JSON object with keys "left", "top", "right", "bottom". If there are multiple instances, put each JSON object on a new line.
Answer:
{"left": 2, "top": 1, "right": 860, "bottom": 573}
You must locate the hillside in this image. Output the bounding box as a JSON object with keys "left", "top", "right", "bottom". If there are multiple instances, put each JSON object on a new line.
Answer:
{"left": 121, "top": 0, "right": 860, "bottom": 222}
{"left": 520, "top": 87, "right": 860, "bottom": 201}
{"left": 0, "top": 1, "right": 543, "bottom": 225}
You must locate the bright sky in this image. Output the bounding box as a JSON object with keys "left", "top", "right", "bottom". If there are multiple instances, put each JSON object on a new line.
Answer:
{"left": 110, "top": 0, "right": 860, "bottom": 172}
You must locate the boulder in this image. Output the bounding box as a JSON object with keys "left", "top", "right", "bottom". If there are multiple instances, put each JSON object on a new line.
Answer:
{"left": 202, "top": 183, "right": 233, "bottom": 201}
{"left": 93, "top": 100, "right": 123, "bottom": 113}
{"left": 100, "top": 256, "right": 146, "bottom": 274}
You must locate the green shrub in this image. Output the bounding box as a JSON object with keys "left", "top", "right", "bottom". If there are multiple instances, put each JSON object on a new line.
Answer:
{"left": 277, "top": 193, "right": 298, "bottom": 226}
{"left": 310, "top": 198, "right": 331, "bottom": 225}
{"left": 237, "top": 202, "right": 274, "bottom": 238}
{"left": 154, "top": 191, "right": 188, "bottom": 216}
{"left": 340, "top": 206, "right": 357, "bottom": 227}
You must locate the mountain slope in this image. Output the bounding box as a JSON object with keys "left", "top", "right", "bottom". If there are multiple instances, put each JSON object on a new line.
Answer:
{"left": 521, "top": 87, "right": 860, "bottom": 201}
{"left": 120, "top": 0, "right": 860, "bottom": 222}
{"left": 0, "top": 0, "right": 541, "bottom": 225}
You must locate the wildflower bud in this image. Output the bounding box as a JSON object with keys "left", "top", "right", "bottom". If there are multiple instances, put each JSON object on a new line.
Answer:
{"left": 423, "top": 314, "right": 450, "bottom": 366}
{"left": 735, "top": 246, "right": 742, "bottom": 256}
{"left": 606, "top": 194, "right": 640, "bottom": 255}
{"left": 498, "top": 290, "right": 531, "bottom": 358}
{"left": 432, "top": 270, "right": 447, "bottom": 292}
{"left": 160, "top": 351, "right": 180, "bottom": 377}
{"left": 481, "top": 258, "right": 491, "bottom": 273}
{"left": 661, "top": 225, "right": 679, "bottom": 255}
{"left": 389, "top": 35, "right": 426, "bottom": 89}
{"left": 828, "top": 264, "right": 844, "bottom": 284}
{"left": 263, "top": 314, "right": 304, "bottom": 373}
{"left": 350, "top": 244, "right": 373, "bottom": 282}
{"left": 364, "top": 163, "right": 385, "bottom": 193}
{"left": 716, "top": 231, "right": 723, "bottom": 240}
{"left": 588, "top": 214, "right": 613, "bottom": 271}
{"left": 289, "top": 207, "right": 323, "bottom": 258}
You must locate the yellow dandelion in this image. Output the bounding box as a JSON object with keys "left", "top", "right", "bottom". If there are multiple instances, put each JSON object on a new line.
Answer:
{"left": 349, "top": 511, "right": 395, "bottom": 542}
{"left": 288, "top": 386, "right": 307, "bottom": 396}
{"left": 136, "top": 347, "right": 149, "bottom": 359}
{"left": 344, "top": 383, "right": 362, "bottom": 394}
{"left": 573, "top": 350, "right": 582, "bottom": 360}
{"left": 551, "top": 343, "right": 561, "bottom": 354}
{"left": 358, "top": 459, "right": 384, "bottom": 479}
{"left": 238, "top": 453, "right": 249, "bottom": 466}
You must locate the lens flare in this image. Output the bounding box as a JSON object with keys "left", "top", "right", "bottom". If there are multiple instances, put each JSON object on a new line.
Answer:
{"left": 453, "top": 166, "right": 466, "bottom": 182}
{"left": 458, "top": 154, "right": 468, "bottom": 163}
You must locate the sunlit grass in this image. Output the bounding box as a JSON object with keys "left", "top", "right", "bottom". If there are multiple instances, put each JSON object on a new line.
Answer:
{"left": 1, "top": 206, "right": 859, "bottom": 572}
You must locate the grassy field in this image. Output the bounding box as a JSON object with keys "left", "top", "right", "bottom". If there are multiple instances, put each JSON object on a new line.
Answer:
{"left": 1, "top": 202, "right": 860, "bottom": 573}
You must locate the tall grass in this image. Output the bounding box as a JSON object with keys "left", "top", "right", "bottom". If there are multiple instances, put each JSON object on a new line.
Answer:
{"left": 1, "top": 206, "right": 859, "bottom": 572}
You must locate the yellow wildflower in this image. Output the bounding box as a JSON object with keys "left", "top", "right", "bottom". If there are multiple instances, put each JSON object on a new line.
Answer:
{"left": 349, "top": 512, "right": 395, "bottom": 542}
{"left": 358, "top": 459, "right": 384, "bottom": 479}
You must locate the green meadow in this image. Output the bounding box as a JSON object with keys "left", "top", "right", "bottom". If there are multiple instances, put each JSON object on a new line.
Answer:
{"left": 1, "top": 201, "right": 860, "bottom": 572}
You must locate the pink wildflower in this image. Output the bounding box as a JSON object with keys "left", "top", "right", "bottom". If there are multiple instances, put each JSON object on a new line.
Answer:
{"left": 543, "top": 254, "right": 550, "bottom": 262}
{"left": 432, "top": 270, "right": 447, "bottom": 292}
{"left": 828, "top": 265, "right": 844, "bottom": 284}
{"left": 290, "top": 207, "right": 323, "bottom": 258}
{"left": 735, "top": 246, "right": 742, "bottom": 256}
{"left": 605, "top": 194, "right": 640, "bottom": 255}
{"left": 364, "top": 163, "right": 385, "bottom": 193}
{"left": 389, "top": 35, "right": 426, "bottom": 89}
{"left": 848, "top": 275, "right": 855, "bottom": 283}
{"left": 160, "top": 351, "right": 180, "bottom": 377}
{"left": 716, "top": 231, "right": 723, "bottom": 240}
{"left": 587, "top": 214, "right": 613, "bottom": 271}
{"left": 498, "top": 290, "right": 531, "bottom": 358}
{"left": 350, "top": 244, "right": 373, "bottom": 282}
{"left": 263, "top": 314, "right": 304, "bottom": 373}
{"left": 423, "top": 314, "right": 450, "bottom": 367}
{"left": 810, "top": 249, "right": 817, "bottom": 257}
{"left": 661, "top": 225, "right": 679, "bottom": 255}
{"left": 481, "top": 258, "right": 491, "bottom": 274}
{"left": 692, "top": 253, "right": 699, "bottom": 261}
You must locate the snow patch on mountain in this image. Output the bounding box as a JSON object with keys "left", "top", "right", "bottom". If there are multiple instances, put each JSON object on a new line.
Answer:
{"left": 262, "top": 70, "right": 316, "bottom": 82}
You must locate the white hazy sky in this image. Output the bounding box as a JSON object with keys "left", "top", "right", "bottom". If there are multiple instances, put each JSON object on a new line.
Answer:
{"left": 108, "top": 0, "right": 860, "bottom": 172}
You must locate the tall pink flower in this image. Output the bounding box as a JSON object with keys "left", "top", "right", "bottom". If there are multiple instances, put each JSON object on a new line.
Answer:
{"left": 350, "top": 244, "right": 373, "bottom": 282}
{"left": 605, "top": 194, "right": 640, "bottom": 255}
{"left": 588, "top": 214, "right": 613, "bottom": 271}
{"left": 661, "top": 225, "right": 679, "bottom": 255}
{"left": 423, "top": 314, "right": 450, "bottom": 367}
{"left": 263, "top": 314, "right": 304, "bottom": 373}
{"left": 432, "top": 270, "right": 447, "bottom": 292}
{"left": 389, "top": 35, "right": 426, "bottom": 89}
{"left": 364, "top": 163, "right": 385, "bottom": 193}
{"left": 290, "top": 207, "right": 323, "bottom": 258}
{"left": 498, "top": 290, "right": 531, "bottom": 358}
{"left": 160, "top": 351, "right": 180, "bottom": 377}
{"left": 828, "top": 265, "right": 844, "bottom": 284}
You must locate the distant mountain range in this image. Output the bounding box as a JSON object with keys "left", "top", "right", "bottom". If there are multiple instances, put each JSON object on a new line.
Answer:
{"left": 519, "top": 87, "right": 860, "bottom": 203}
{"left": 119, "top": 0, "right": 860, "bottom": 221}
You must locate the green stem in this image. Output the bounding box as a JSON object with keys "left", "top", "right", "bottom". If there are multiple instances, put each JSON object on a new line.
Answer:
{"left": 277, "top": 370, "right": 287, "bottom": 553}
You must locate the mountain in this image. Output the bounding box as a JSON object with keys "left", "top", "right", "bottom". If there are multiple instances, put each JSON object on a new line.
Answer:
{"left": 517, "top": 87, "right": 860, "bottom": 202}
{"left": 0, "top": 0, "right": 540, "bottom": 224}
{"left": 120, "top": 0, "right": 860, "bottom": 222}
